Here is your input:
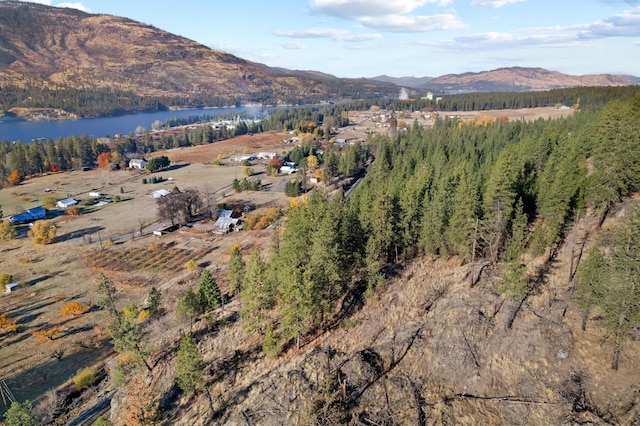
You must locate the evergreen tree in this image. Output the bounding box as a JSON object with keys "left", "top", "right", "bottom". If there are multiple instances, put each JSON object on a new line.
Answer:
{"left": 261, "top": 321, "right": 281, "bottom": 358}
{"left": 575, "top": 205, "right": 640, "bottom": 369}
{"left": 176, "top": 288, "right": 203, "bottom": 324}
{"left": 175, "top": 334, "right": 204, "bottom": 394}
{"left": 227, "top": 246, "right": 245, "bottom": 296}
{"left": 148, "top": 287, "right": 163, "bottom": 318}
{"left": 198, "top": 269, "right": 221, "bottom": 311}
{"left": 240, "top": 249, "right": 274, "bottom": 334}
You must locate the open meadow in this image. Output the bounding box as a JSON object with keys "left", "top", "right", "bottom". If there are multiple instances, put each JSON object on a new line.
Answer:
{"left": 0, "top": 131, "right": 293, "bottom": 410}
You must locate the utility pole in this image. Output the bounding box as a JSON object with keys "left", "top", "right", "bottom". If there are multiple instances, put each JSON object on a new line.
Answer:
{"left": 94, "top": 217, "right": 103, "bottom": 250}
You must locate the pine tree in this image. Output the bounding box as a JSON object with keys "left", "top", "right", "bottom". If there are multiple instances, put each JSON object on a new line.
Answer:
{"left": 198, "top": 269, "right": 221, "bottom": 311}
{"left": 148, "top": 287, "right": 162, "bottom": 318}
{"left": 240, "top": 249, "right": 274, "bottom": 334}
{"left": 261, "top": 321, "right": 281, "bottom": 358}
{"left": 227, "top": 246, "right": 246, "bottom": 296}
{"left": 177, "top": 288, "right": 203, "bottom": 324}
{"left": 175, "top": 334, "right": 204, "bottom": 394}
{"left": 575, "top": 205, "right": 640, "bottom": 369}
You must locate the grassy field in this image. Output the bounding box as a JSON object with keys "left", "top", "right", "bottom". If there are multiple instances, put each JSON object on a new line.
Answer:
{"left": 0, "top": 131, "right": 292, "bottom": 412}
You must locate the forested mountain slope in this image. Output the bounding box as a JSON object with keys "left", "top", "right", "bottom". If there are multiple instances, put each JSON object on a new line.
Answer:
{"left": 99, "top": 91, "right": 640, "bottom": 425}
{"left": 0, "top": 1, "right": 396, "bottom": 114}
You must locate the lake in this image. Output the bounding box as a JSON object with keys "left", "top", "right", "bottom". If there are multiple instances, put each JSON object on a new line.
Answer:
{"left": 0, "top": 106, "right": 269, "bottom": 143}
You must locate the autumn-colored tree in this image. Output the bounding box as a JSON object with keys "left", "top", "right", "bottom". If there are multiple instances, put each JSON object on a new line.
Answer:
{"left": 73, "top": 366, "right": 100, "bottom": 390}
{"left": 0, "top": 220, "right": 16, "bottom": 241}
{"left": 184, "top": 259, "right": 198, "bottom": 271}
{"left": 60, "top": 302, "right": 89, "bottom": 317}
{"left": 33, "top": 326, "right": 62, "bottom": 341}
{"left": 307, "top": 155, "right": 319, "bottom": 170}
{"left": 28, "top": 220, "right": 56, "bottom": 244}
{"left": 7, "top": 169, "right": 21, "bottom": 186}
{"left": 0, "top": 273, "right": 12, "bottom": 286}
{"left": 66, "top": 206, "right": 81, "bottom": 216}
{"left": 0, "top": 313, "right": 18, "bottom": 333}
{"left": 269, "top": 157, "right": 283, "bottom": 169}
{"left": 97, "top": 152, "right": 112, "bottom": 169}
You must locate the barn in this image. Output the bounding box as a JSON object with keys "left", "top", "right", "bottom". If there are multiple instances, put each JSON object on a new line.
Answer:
{"left": 9, "top": 206, "right": 47, "bottom": 224}
{"left": 57, "top": 198, "right": 79, "bottom": 209}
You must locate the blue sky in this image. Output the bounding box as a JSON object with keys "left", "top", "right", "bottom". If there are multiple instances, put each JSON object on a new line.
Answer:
{"left": 17, "top": 0, "right": 640, "bottom": 78}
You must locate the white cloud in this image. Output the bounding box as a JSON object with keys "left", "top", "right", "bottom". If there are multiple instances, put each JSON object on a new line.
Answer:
{"left": 56, "top": 2, "right": 91, "bottom": 12}
{"left": 453, "top": 31, "right": 578, "bottom": 49}
{"left": 307, "top": 0, "right": 461, "bottom": 33}
{"left": 342, "top": 33, "right": 383, "bottom": 41}
{"left": 359, "top": 13, "right": 465, "bottom": 32}
{"left": 420, "top": 6, "right": 640, "bottom": 52}
{"left": 274, "top": 28, "right": 348, "bottom": 39}
{"left": 470, "top": 0, "right": 525, "bottom": 7}
{"left": 309, "top": 0, "right": 452, "bottom": 20}
{"left": 577, "top": 7, "right": 640, "bottom": 38}
{"left": 212, "top": 44, "right": 276, "bottom": 61}
{"left": 281, "top": 41, "right": 307, "bottom": 50}
{"left": 17, "top": 0, "right": 91, "bottom": 12}
{"left": 274, "top": 28, "right": 383, "bottom": 42}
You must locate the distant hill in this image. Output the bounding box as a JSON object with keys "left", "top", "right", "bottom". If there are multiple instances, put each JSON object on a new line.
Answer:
{"left": 370, "top": 75, "right": 434, "bottom": 89}
{"left": 370, "top": 67, "right": 638, "bottom": 93}
{"left": 0, "top": 1, "right": 397, "bottom": 107}
{"left": 423, "top": 67, "right": 639, "bottom": 93}
{"left": 0, "top": 1, "right": 636, "bottom": 113}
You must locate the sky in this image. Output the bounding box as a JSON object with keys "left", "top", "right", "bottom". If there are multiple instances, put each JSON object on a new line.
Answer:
{"left": 14, "top": 0, "right": 640, "bottom": 78}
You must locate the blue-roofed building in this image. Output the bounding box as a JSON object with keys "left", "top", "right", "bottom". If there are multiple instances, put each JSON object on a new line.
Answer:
{"left": 9, "top": 206, "right": 47, "bottom": 225}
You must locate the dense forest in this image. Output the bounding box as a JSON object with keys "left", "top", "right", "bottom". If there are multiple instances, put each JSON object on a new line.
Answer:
{"left": 234, "top": 88, "right": 640, "bottom": 371}
{"left": 343, "top": 85, "right": 639, "bottom": 113}
{"left": 0, "top": 85, "right": 241, "bottom": 117}
{"left": 2, "top": 86, "right": 636, "bottom": 185}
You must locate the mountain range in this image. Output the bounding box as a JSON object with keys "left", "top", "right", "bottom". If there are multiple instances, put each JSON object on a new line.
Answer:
{"left": 0, "top": 0, "right": 638, "bottom": 108}
{"left": 372, "top": 68, "right": 640, "bottom": 93}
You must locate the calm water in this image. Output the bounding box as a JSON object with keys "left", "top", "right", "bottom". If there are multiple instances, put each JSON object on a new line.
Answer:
{"left": 0, "top": 106, "right": 267, "bottom": 143}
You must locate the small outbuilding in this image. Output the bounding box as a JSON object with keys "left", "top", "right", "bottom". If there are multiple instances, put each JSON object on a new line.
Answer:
{"left": 151, "top": 189, "right": 171, "bottom": 198}
{"left": 279, "top": 165, "right": 298, "bottom": 174}
{"left": 214, "top": 217, "right": 241, "bottom": 234}
{"left": 57, "top": 198, "right": 79, "bottom": 209}
{"left": 5, "top": 282, "right": 18, "bottom": 293}
{"left": 129, "top": 159, "right": 147, "bottom": 170}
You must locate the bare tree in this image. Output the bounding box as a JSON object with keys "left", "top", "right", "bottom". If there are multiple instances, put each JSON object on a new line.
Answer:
{"left": 156, "top": 189, "right": 203, "bottom": 225}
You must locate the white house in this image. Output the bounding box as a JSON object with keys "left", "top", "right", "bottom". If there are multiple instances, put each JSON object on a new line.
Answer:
{"left": 57, "top": 198, "right": 78, "bottom": 209}
{"left": 214, "top": 216, "right": 241, "bottom": 234}
{"left": 257, "top": 152, "right": 277, "bottom": 159}
{"left": 279, "top": 165, "right": 298, "bottom": 175}
{"left": 234, "top": 155, "right": 254, "bottom": 163}
{"left": 5, "top": 282, "right": 18, "bottom": 293}
{"left": 129, "top": 159, "right": 147, "bottom": 170}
